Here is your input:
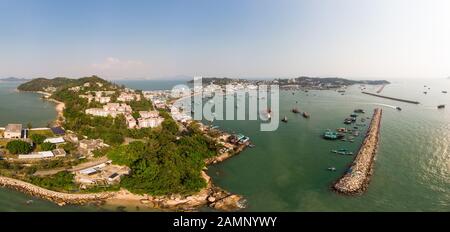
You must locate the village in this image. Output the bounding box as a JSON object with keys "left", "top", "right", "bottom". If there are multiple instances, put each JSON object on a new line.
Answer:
{"left": 0, "top": 79, "right": 251, "bottom": 196}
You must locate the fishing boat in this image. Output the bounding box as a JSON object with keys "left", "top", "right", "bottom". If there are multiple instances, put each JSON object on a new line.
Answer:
{"left": 438, "top": 104, "right": 445, "bottom": 109}
{"left": 281, "top": 116, "right": 288, "bottom": 122}
{"left": 291, "top": 108, "right": 300, "bottom": 114}
{"left": 350, "top": 113, "right": 358, "bottom": 118}
{"left": 328, "top": 167, "right": 337, "bottom": 171}
{"left": 344, "top": 118, "right": 353, "bottom": 124}
{"left": 423, "top": 91, "right": 427, "bottom": 94}
{"left": 302, "top": 112, "right": 310, "bottom": 118}
{"left": 323, "top": 131, "right": 344, "bottom": 140}
{"left": 442, "top": 91, "right": 447, "bottom": 94}
{"left": 354, "top": 109, "right": 365, "bottom": 113}
{"left": 396, "top": 106, "right": 402, "bottom": 111}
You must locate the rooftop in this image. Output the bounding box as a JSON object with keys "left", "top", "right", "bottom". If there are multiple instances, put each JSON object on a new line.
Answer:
{"left": 5, "top": 124, "right": 22, "bottom": 133}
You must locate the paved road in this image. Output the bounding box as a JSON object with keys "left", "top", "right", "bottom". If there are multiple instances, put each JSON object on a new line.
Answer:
{"left": 33, "top": 156, "right": 110, "bottom": 177}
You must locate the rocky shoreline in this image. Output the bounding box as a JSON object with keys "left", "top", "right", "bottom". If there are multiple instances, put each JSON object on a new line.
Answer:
{"left": 333, "top": 108, "right": 382, "bottom": 195}
{"left": 0, "top": 176, "right": 114, "bottom": 206}
{"left": 0, "top": 171, "right": 245, "bottom": 211}
{"left": 3, "top": 90, "right": 247, "bottom": 211}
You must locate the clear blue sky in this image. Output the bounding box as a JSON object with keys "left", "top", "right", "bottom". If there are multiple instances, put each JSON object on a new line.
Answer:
{"left": 1, "top": 0, "right": 449, "bottom": 79}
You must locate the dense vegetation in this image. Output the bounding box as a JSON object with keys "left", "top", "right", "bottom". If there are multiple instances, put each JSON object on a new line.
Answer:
{"left": 40, "top": 142, "right": 56, "bottom": 151}
{"left": 108, "top": 121, "right": 218, "bottom": 195}
{"left": 6, "top": 140, "right": 33, "bottom": 154}
{"left": 15, "top": 76, "right": 221, "bottom": 196}
{"left": 30, "top": 134, "right": 46, "bottom": 145}
{"left": 17, "top": 75, "right": 112, "bottom": 92}
{"left": 29, "top": 172, "right": 77, "bottom": 192}
{"left": 17, "top": 77, "right": 77, "bottom": 91}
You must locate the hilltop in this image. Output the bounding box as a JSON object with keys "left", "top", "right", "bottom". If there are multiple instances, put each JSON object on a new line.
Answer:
{"left": 17, "top": 76, "right": 112, "bottom": 92}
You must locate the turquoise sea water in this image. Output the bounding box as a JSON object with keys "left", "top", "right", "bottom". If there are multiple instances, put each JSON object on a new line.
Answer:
{"left": 0, "top": 79, "right": 449, "bottom": 211}
{"left": 0, "top": 82, "right": 57, "bottom": 127}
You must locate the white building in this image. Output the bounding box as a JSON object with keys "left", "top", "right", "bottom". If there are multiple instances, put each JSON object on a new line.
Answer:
{"left": 79, "top": 94, "right": 94, "bottom": 103}
{"left": 18, "top": 151, "right": 54, "bottom": 159}
{"left": 43, "top": 137, "right": 65, "bottom": 144}
{"left": 117, "top": 92, "right": 141, "bottom": 102}
{"left": 3, "top": 124, "right": 22, "bottom": 139}
{"left": 139, "top": 111, "right": 159, "bottom": 118}
{"left": 138, "top": 117, "right": 164, "bottom": 128}
{"left": 95, "top": 96, "right": 111, "bottom": 104}
{"left": 85, "top": 103, "right": 132, "bottom": 118}
{"left": 125, "top": 114, "right": 137, "bottom": 129}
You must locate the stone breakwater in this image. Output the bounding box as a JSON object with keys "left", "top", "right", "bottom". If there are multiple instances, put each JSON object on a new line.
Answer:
{"left": 0, "top": 176, "right": 115, "bottom": 206}
{"left": 362, "top": 92, "right": 420, "bottom": 104}
{"left": 333, "top": 108, "right": 382, "bottom": 195}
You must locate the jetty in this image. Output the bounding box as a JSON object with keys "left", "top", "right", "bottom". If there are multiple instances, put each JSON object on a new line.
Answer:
{"left": 333, "top": 108, "right": 382, "bottom": 195}
{"left": 361, "top": 92, "right": 419, "bottom": 104}
{"left": 376, "top": 84, "right": 386, "bottom": 93}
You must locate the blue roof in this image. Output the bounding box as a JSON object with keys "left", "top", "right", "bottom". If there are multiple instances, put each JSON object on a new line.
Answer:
{"left": 51, "top": 127, "right": 65, "bottom": 135}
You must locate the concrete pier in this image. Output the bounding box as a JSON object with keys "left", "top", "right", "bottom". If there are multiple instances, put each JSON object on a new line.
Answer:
{"left": 362, "top": 92, "right": 419, "bottom": 104}
{"left": 333, "top": 108, "right": 382, "bottom": 195}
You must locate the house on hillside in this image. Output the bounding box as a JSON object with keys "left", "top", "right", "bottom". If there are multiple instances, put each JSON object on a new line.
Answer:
{"left": 3, "top": 124, "right": 22, "bottom": 139}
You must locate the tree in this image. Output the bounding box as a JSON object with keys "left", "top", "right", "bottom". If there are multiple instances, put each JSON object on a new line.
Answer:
{"left": 30, "top": 134, "right": 46, "bottom": 145}
{"left": 6, "top": 140, "right": 33, "bottom": 154}
{"left": 40, "top": 142, "right": 56, "bottom": 151}
{"left": 162, "top": 119, "right": 179, "bottom": 134}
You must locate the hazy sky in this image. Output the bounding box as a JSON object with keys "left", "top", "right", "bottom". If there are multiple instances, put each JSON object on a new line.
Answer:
{"left": 1, "top": 0, "right": 450, "bottom": 80}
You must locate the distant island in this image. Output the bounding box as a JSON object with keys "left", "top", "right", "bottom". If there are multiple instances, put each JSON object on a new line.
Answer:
{"left": 0, "top": 77, "right": 31, "bottom": 82}
{"left": 190, "top": 76, "right": 390, "bottom": 89}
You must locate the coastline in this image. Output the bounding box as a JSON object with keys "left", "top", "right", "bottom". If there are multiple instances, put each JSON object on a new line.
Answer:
{"left": 2, "top": 89, "right": 247, "bottom": 211}
{"left": 36, "top": 91, "right": 65, "bottom": 126}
